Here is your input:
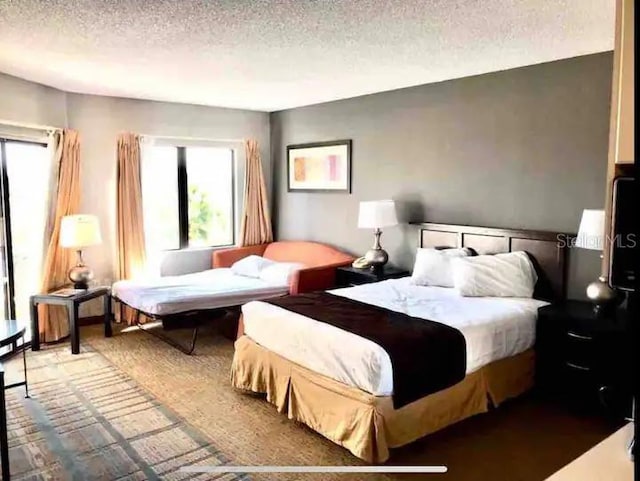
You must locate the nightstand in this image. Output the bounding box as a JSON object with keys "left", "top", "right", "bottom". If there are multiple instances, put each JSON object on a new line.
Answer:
{"left": 30, "top": 287, "right": 112, "bottom": 355}
{"left": 335, "top": 265, "right": 409, "bottom": 287}
{"left": 536, "top": 300, "right": 632, "bottom": 417}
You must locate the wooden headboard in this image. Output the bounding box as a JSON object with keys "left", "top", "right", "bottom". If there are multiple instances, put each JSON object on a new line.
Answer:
{"left": 412, "top": 222, "right": 570, "bottom": 301}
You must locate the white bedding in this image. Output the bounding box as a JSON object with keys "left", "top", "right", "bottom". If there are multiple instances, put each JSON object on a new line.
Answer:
{"left": 242, "top": 277, "right": 548, "bottom": 396}
{"left": 112, "top": 268, "right": 290, "bottom": 316}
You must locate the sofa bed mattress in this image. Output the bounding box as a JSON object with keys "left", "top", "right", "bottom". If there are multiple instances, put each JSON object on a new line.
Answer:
{"left": 112, "top": 268, "right": 290, "bottom": 316}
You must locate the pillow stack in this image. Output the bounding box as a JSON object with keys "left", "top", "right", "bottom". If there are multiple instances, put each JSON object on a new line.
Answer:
{"left": 230, "top": 255, "right": 305, "bottom": 285}
{"left": 451, "top": 251, "right": 538, "bottom": 298}
{"left": 411, "top": 248, "right": 538, "bottom": 298}
{"left": 230, "top": 255, "right": 275, "bottom": 278}
{"left": 411, "top": 247, "right": 473, "bottom": 288}
{"left": 259, "top": 262, "right": 306, "bottom": 284}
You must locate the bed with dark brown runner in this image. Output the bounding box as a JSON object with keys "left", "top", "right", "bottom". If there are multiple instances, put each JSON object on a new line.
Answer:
{"left": 265, "top": 291, "right": 466, "bottom": 409}
{"left": 231, "top": 223, "right": 570, "bottom": 462}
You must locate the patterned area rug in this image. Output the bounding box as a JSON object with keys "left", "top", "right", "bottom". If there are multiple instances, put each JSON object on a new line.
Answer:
{"left": 4, "top": 344, "right": 246, "bottom": 481}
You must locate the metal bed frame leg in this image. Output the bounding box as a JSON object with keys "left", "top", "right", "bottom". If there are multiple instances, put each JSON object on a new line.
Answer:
{"left": 112, "top": 295, "right": 211, "bottom": 355}
{"left": 133, "top": 309, "right": 200, "bottom": 355}
{"left": 186, "top": 327, "right": 199, "bottom": 355}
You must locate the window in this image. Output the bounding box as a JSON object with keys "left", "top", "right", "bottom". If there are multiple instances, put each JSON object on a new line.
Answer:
{"left": 142, "top": 145, "right": 235, "bottom": 251}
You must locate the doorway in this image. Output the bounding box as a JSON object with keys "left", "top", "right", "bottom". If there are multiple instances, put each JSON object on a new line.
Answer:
{"left": 0, "top": 138, "right": 51, "bottom": 353}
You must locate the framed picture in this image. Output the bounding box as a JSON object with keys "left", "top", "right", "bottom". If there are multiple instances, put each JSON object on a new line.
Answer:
{"left": 287, "top": 140, "right": 352, "bottom": 193}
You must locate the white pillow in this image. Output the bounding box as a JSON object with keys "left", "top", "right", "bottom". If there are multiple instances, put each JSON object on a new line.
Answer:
{"left": 259, "top": 262, "right": 306, "bottom": 285}
{"left": 230, "top": 255, "right": 275, "bottom": 278}
{"left": 451, "top": 251, "right": 538, "bottom": 298}
{"left": 411, "top": 247, "right": 472, "bottom": 287}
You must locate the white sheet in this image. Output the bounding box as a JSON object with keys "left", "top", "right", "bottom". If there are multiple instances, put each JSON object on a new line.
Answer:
{"left": 242, "top": 277, "right": 548, "bottom": 396}
{"left": 112, "top": 268, "right": 290, "bottom": 316}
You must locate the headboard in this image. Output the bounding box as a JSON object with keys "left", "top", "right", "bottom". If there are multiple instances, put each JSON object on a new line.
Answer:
{"left": 411, "top": 222, "right": 570, "bottom": 301}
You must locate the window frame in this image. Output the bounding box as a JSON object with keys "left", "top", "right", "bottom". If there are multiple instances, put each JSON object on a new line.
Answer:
{"left": 165, "top": 146, "right": 236, "bottom": 251}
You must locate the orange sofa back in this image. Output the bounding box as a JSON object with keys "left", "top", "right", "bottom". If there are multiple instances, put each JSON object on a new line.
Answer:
{"left": 212, "top": 241, "right": 354, "bottom": 296}
{"left": 212, "top": 241, "right": 353, "bottom": 270}
{"left": 262, "top": 241, "right": 353, "bottom": 268}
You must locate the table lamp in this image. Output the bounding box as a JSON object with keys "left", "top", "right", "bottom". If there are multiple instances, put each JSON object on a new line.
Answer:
{"left": 357, "top": 200, "right": 398, "bottom": 269}
{"left": 575, "top": 209, "right": 616, "bottom": 315}
{"left": 60, "top": 215, "right": 102, "bottom": 289}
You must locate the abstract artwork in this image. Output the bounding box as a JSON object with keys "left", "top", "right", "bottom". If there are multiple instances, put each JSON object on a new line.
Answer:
{"left": 287, "top": 140, "right": 352, "bottom": 192}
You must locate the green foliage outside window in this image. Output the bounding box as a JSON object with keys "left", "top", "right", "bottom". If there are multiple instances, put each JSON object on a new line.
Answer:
{"left": 188, "top": 184, "right": 229, "bottom": 245}
{"left": 188, "top": 185, "right": 213, "bottom": 242}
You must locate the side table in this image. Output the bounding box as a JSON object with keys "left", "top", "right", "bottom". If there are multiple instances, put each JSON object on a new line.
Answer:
{"left": 30, "top": 287, "right": 112, "bottom": 355}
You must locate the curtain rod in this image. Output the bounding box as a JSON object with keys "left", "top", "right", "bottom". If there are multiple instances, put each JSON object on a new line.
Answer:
{"left": 140, "top": 134, "right": 246, "bottom": 143}
{"left": 0, "top": 118, "right": 61, "bottom": 133}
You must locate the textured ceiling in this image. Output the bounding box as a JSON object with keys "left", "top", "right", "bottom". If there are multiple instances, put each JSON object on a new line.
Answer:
{"left": 0, "top": 0, "right": 615, "bottom": 112}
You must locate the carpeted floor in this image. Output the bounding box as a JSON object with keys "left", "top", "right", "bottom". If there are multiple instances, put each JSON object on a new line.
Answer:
{"left": 4, "top": 342, "right": 245, "bottom": 481}
{"left": 5, "top": 322, "right": 621, "bottom": 481}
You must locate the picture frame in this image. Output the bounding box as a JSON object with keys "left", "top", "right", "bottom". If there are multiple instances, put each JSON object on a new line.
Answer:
{"left": 286, "top": 140, "right": 352, "bottom": 193}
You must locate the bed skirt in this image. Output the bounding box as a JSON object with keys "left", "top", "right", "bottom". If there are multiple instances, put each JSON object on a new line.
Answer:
{"left": 231, "top": 335, "right": 535, "bottom": 463}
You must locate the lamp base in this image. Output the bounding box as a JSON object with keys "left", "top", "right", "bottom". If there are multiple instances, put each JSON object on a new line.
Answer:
{"left": 586, "top": 276, "right": 617, "bottom": 317}
{"left": 364, "top": 248, "right": 389, "bottom": 269}
{"left": 364, "top": 228, "right": 389, "bottom": 269}
{"left": 68, "top": 250, "right": 93, "bottom": 290}
{"left": 72, "top": 281, "right": 89, "bottom": 290}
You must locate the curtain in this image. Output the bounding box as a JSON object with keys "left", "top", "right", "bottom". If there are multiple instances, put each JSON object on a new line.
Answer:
{"left": 116, "top": 133, "right": 147, "bottom": 281}
{"left": 139, "top": 137, "right": 164, "bottom": 278}
{"left": 38, "top": 129, "right": 81, "bottom": 342}
{"left": 116, "top": 133, "right": 148, "bottom": 325}
{"left": 239, "top": 139, "right": 273, "bottom": 246}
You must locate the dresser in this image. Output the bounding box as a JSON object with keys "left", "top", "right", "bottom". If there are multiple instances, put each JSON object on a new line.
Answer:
{"left": 536, "top": 301, "right": 631, "bottom": 416}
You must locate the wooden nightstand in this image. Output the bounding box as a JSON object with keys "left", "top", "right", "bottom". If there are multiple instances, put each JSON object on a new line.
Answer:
{"left": 335, "top": 265, "right": 409, "bottom": 288}
{"left": 536, "top": 300, "right": 632, "bottom": 417}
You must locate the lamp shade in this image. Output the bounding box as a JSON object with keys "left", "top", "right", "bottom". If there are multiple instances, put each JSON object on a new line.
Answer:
{"left": 60, "top": 215, "right": 102, "bottom": 248}
{"left": 575, "top": 209, "right": 605, "bottom": 250}
{"left": 358, "top": 200, "right": 398, "bottom": 229}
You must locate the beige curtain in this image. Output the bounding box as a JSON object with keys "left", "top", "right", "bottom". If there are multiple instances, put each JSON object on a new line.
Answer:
{"left": 39, "top": 129, "right": 82, "bottom": 342}
{"left": 116, "top": 133, "right": 147, "bottom": 325}
{"left": 239, "top": 139, "right": 273, "bottom": 246}
{"left": 116, "top": 133, "right": 147, "bottom": 280}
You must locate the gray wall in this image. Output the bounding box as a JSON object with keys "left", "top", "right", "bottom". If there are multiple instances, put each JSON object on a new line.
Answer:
{"left": 65, "top": 93, "right": 270, "bottom": 286}
{"left": 0, "top": 78, "right": 270, "bottom": 315}
{"left": 0, "top": 73, "right": 68, "bottom": 127}
{"left": 0, "top": 75, "right": 271, "bottom": 286}
{"left": 271, "top": 53, "right": 613, "bottom": 300}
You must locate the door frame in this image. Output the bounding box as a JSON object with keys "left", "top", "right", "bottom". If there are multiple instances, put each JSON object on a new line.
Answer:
{"left": 0, "top": 138, "right": 48, "bottom": 359}
{"left": 0, "top": 140, "right": 16, "bottom": 320}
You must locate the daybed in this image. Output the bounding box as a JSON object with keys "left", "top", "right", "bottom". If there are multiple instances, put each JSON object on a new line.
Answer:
{"left": 111, "top": 241, "right": 353, "bottom": 353}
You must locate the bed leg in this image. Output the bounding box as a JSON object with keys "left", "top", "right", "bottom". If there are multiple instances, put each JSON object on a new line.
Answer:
{"left": 186, "top": 327, "right": 199, "bottom": 355}
{"left": 135, "top": 317, "right": 199, "bottom": 355}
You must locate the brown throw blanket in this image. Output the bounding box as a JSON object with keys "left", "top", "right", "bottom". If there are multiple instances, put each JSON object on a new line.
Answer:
{"left": 265, "top": 292, "right": 466, "bottom": 408}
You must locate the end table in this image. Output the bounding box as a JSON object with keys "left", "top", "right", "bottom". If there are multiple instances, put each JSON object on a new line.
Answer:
{"left": 30, "top": 287, "right": 112, "bottom": 355}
